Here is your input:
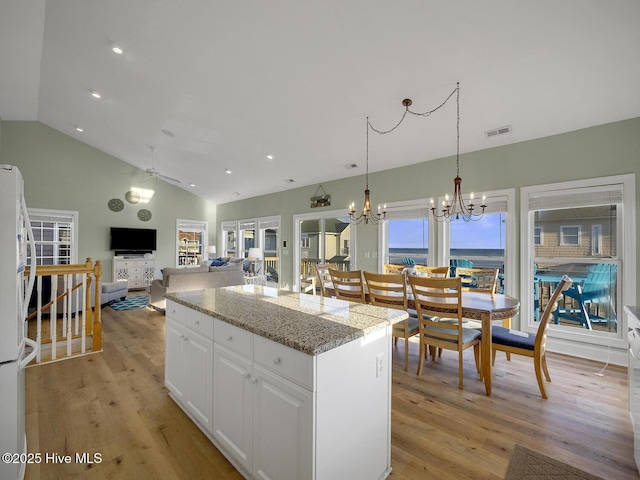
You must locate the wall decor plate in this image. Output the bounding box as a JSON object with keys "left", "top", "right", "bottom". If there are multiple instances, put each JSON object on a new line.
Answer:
{"left": 108, "top": 198, "right": 125, "bottom": 212}
{"left": 137, "top": 208, "right": 152, "bottom": 221}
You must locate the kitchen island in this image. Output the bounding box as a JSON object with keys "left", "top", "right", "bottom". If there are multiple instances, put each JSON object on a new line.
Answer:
{"left": 164, "top": 285, "right": 407, "bottom": 480}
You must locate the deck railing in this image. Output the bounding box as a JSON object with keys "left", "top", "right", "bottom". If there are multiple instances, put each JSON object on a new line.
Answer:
{"left": 24, "top": 258, "right": 102, "bottom": 364}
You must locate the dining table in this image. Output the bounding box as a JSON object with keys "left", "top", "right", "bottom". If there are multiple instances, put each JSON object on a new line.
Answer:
{"left": 406, "top": 291, "right": 520, "bottom": 396}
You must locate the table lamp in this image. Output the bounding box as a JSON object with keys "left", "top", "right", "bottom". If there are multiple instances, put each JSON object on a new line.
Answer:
{"left": 248, "top": 248, "right": 263, "bottom": 276}
{"left": 206, "top": 245, "right": 217, "bottom": 260}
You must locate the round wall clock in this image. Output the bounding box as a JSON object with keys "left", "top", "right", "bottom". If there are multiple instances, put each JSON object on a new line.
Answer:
{"left": 125, "top": 190, "right": 141, "bottom": 204}
{"left": 108, "top": 198, "right": 125, "bottom": 212}
{"left": 137, "top": 208, "right": 152, "bottom": 222}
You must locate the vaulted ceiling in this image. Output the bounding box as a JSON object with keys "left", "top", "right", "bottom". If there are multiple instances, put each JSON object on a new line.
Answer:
{"left": 2, "top": 0, "right": 639, "bottom": 204}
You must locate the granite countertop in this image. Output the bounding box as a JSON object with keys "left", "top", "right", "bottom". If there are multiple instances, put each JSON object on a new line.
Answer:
{"left": 165, "top": 285, "right": 408, "bottom": 355}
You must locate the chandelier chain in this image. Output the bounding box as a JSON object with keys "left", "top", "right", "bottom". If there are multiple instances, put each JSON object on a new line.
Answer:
{"left": 367, "top": 86, "right": 458, "bottom": 136}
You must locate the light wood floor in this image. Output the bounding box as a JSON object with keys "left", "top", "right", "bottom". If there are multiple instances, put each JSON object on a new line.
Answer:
{"left": 24, "top": 303, "right": 639, "bottom": 479}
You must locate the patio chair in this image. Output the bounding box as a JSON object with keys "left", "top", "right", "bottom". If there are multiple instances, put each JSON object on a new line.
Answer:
{"left": 364, "top": 272, "right": 417, "bottom": 371}
{"left": 492, "top": 275, "right": 573, "bottom": 398}
{"left": 555, "top": 264, "right": 617, "bottom": 329}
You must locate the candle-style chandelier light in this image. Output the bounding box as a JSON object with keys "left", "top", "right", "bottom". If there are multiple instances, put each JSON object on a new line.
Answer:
{"left": 430, "top": 83, "right": 486, "bottom": 222}
{"left": 348, "top": 117, "right": 388, "bottom": 225}
{"left": 349, "top": 82, "right": 485, "bottom": 225}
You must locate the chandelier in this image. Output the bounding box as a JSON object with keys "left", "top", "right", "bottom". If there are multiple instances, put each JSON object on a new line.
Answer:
{"left": 430, "top": 83, "right": 486, "bottom": 222}
{"left": 348, "top": 116, "right": 387, "bottom": 225}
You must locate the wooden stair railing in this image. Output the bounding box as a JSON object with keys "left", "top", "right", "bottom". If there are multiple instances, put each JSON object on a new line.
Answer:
{"left": 24, "top": 258, "right": 102, "bottom": 364}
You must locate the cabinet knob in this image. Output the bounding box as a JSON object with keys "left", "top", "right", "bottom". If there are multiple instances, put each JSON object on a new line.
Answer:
{"left": 243, "top": 372, "right": 250, "bottom": 379}
{"left": 227, "top": 335, "right": 233, "bottom": 342}
{"left": 273, "top": 357, "right": 281, "bottom": 365}
{"left": 251, "top": 376, "right": 258, "bottom": 384}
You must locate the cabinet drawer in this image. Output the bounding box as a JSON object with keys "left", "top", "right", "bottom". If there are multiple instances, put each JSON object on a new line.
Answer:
{"left": 166, "top": 301, "right": 188, "bottom": 324}
{"left": 118, "top": 260, "right": 137, "bottom": 267}
{"left": 214, "top": 319, "right": 252, "bottom": 358}
{"left": 129, "top": 267, "right": 142, "bottom": 275}
{"left": 254, "top": 336, "right": 313, "bottom": 390}
{"left": 185, "top": 309, "right": 214, "bottom": 340}
{"left": 139, "top": 260, "right": 155, "bottom": 266}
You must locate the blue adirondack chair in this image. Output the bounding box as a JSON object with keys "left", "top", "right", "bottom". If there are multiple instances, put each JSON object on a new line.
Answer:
{"left": 449, "top": 259, "right": 473, "bottom": 277}
{"left": 555, "top": 263, "right": 617, "bottom": 329}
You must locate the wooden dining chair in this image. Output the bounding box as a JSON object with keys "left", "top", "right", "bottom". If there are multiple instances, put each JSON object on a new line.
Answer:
{"left": 454, "top": 267, "right": 499, "bottom": 293}
{"left": 491, "top": 275, "right": 572, "bottom": 399}
{"left": 329, "top": 269, "right": 366, "bottom": 303}
{"left": 314, "top": 263, "right": 337, "bottom": 297}
{"left": 408, "top": 276, "right": 481, "bottom": 390}
{"left": 412, "top": 266, "right": 450, "bottom": 278}
{"left": 383, "top": 263, "right": 405, "bottom": 274}
{"left": 364, "top": 272, "right": 417, "bottom": 371}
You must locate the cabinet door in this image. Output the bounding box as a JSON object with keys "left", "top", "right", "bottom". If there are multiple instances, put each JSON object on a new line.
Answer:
{"left": 252, "top": 365, "right": 313, "bottom": 480}
{"left": 165, "top": 319, "right": 185, "bottom": 401}
{"left": 212, "top": 345, "right": 253, "bottom": 471}
{"left": 184, "top": 331, "right": 213, "bottom": 433}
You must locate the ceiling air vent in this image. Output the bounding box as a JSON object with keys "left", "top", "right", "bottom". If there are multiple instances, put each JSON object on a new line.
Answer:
{"left": 485, "top": 125, "right": 512, "bottom": 138}
{"left": 344, "top": 163, "right": 358, "bottom": 170}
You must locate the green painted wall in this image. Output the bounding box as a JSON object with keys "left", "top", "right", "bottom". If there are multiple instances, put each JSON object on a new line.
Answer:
{"left": 0, "top": 121, "right": 217, "bottom": 281}
{"left": 217, "top": 117, "right": 640, "bottom": 303}
{"left": 2, "top": 118, "right": 638, "bottom": 306}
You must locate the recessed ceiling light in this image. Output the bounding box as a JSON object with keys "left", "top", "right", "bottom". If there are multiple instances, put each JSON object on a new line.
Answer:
{"left": 266, "top": 154, "right": 274, "bottom": 160}
{"left": 232, "top": 192, "right": 241, "bottom": 196}
{"left": 161, "top": 128, "right": 175, "bottom": 138}
{"left": 75, "top": 126, "right": 84, "bottom": 132}
{"left": 284, "top": 178, "right": 295, "bottom": 183}
{"left": 90, "top": 89, "right": 102, "bottom": 99}
{"left": 225, "top": 169, "right": 232, "bottom": 174}
{"left": 189, "top": 183, "right": 196, "bottom": 187}
{"left": 111, "top": 43, "right": 124, "bottom": 55}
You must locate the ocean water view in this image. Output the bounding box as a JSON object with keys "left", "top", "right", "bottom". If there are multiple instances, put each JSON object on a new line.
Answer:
{"left": 389, "top": 248, "right": 505, "bottom": 269}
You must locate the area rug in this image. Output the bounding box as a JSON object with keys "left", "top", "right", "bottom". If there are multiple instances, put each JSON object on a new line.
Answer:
{"left": 108, "top": 295, "right": 149, "bottom": 311}
{"left": 505, "top": 445, "right": 605, "bottom": 480}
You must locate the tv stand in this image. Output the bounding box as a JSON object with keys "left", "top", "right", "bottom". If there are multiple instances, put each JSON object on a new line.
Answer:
{"left": 112, "top": 256, "right": 156, "bottom": 290}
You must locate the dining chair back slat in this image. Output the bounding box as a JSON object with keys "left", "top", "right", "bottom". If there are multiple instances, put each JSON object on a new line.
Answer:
{"left": 314, "top": 263, "right": 338, "bottom": 297}
{"left": 364, "top": 271, "right": 416, "bottom": 371}
{"left": 455, "top": 267, "right": 499, "bottom": 293}
{"left": 329, "top": 268, "right": 366, "bottom": 303}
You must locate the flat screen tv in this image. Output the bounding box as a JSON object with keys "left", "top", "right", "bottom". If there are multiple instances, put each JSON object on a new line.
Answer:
{"left": 110, "top": 227, "right": 157, "bottom": 252}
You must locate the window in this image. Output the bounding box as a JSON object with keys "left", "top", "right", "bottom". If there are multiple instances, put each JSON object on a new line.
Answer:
{"left": 176, "top": 219, "right": 208, "bottom": 267}
{"left": 522, "top": 174, "right": 635, "bottom": 357}
{"left": 222, "top": 221, "right": 237, "bottom": 257}
{"left": 534, "top": 227, "right": 542, "bottom": 245}
{"left": 560, "top": 226, "right": 580, "bottom": 246}
{"left": 378, "top": 200, "right": 433, "bottom": 268}
{"left": 293, "top": 210, "right": 354, "bottom": 292}
{"left": 221, "top": 216, "right": 281, "bottom": 287}
{"left": 28, "top": 209, "right": 78, "bottom": 265}
{"left": 592, "top": 225, "right": 602, "bottom": 255}
{"left": 438, "top": 189, "right": 516, "bottom": 296}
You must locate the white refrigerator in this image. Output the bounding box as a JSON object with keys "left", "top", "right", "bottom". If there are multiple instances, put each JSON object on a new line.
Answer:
{"left": 0, "top": 165, "right": 38, "bottom": 480}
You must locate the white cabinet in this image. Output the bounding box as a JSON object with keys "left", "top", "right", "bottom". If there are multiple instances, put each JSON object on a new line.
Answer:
{"left": 212, "top": 345, "right": 253, "bottom": 471}
{"left": 212, "top": 322, "right": 312, "bottom": 480}
{"left": 252, "top": 364, "right": 312, "bottom": 480}
{"left": 166, "top": 299, "right": 393, "bottom": 480}
{"left": 165, "top": 302, "right": 213, "bottom": 434}
{"left": 112, "top": 256, "right": 155, "bottom": 290}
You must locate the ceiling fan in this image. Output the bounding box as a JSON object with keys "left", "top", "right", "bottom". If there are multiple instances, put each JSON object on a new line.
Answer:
{"left": 142, "top": 146, "right": 181, "bottom": 184}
